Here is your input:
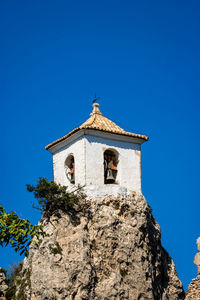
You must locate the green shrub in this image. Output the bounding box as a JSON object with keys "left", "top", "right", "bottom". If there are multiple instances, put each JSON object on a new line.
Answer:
{"left": 49, "top": 242, "right": 62, "bottom": 256}
{"left": 27, "top": 177, "right": 86, "bottom": 219}
{"left": 0, "top": 205, "right": 45, "bottom": 257}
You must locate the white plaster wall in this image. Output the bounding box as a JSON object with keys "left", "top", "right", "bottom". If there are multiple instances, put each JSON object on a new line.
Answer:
{"left": 84, "top": 185, "right": 130, "bottom": 199}
{"left": 50, "top": 131, "right": 142, "bottom": 196}
{"left": 85, "top": 135, "right": 141, "bottom": 193}
{"left": 52, "top": 136, "right": 85, "bottom": 187}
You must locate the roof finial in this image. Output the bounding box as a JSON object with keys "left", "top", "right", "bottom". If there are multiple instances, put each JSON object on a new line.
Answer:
{"left": 90, "top": 93, "right": 102, "bottom": 116}
{"left": 90, "top": 102, "right": 102, "bottom": 116}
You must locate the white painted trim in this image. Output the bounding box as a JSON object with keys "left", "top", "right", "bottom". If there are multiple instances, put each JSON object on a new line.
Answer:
{"left": 49, "top": 131, "right": 85, "bottom": 154}
{"left": 84, "top": 129, "right": 146, "bottom": 144}
{"left": 49, "top": 128, "right": 146, "bottom": 154}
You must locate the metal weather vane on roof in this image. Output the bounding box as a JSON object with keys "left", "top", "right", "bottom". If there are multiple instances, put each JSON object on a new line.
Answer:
{"left": 91, "top": 93, "right": 101, "bottom": 103}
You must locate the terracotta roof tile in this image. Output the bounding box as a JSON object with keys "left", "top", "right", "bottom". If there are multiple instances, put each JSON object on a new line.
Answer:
{"left": 45, "top": 103, "right": 148, "bottom": 150}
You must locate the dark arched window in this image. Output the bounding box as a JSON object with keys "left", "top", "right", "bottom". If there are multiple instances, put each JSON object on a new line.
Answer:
{"left": 65, "top": 154, "right": 75, "bottom": 184}
{"left": 104, "top": 149, "right": 118, "bottom": 184}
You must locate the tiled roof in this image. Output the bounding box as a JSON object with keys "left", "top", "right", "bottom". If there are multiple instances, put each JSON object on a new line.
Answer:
{"left": 45, "top": 103, "right": 148, "bottom": 150}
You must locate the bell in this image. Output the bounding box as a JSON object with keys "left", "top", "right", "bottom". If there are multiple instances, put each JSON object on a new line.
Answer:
{"left": 66, "top": 170, "right": 75, "bottom": 184}
{"left": 70, "top": 173, "right": 75, "bottom": 184}
{"left": 106, "top": 168, "right": 115, "bottom": 183}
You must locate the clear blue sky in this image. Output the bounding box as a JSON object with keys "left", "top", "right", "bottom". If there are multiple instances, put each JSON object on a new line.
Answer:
{"left": 1, "top": 0, "right": 199, "bottom": 290}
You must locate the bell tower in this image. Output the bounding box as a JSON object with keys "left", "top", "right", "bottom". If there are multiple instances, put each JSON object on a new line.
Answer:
{"left": 45, "top": 103, "right": 148, "bottom": 198}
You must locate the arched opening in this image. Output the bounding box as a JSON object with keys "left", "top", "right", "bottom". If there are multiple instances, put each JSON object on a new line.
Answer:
{"left": 104, "top": 149, "right": 118, "bottom": 184}
{"left": 65, "top": 154, "right": 75, "bottom": 184}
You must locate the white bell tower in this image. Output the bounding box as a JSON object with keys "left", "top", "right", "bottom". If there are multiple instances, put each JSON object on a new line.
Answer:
{"left": 45, "top": 103, "right": 148, "bottom": 198}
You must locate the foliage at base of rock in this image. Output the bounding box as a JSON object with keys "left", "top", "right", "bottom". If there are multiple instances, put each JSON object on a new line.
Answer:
{"left": 3, "top": 262, "right": 22, "bottom": 300}
{"left": 0, "top": 267, "right": 8, "bottom": 300}
{"left": 1, "top": 262, "right": 32, "bottom": 300}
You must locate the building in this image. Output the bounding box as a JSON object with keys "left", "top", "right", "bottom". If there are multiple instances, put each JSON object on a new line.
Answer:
{"left": 45, "top": 102, "right": 148, "bottom": 198}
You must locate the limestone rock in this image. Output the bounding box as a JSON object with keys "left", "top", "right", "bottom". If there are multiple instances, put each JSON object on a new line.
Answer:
{"left": 194, "top": 237, "right": 200, "bottom": 275}
{"left": 194, "top": 253, "right": 200, "bottom": 275}
{"left": 185, "top": 276, "right": 200, "bottom": 300}
{"left": 197, "top": 237, "right": 200, "bottom": 252}
{"left": 186, "top": 237, "right": 200, "bottom": 300}
{"left": 0, "top": 268, "right": 8, "bottom": 300}
{"left": 17, "top": 193, "right": 185, "bottom": 300}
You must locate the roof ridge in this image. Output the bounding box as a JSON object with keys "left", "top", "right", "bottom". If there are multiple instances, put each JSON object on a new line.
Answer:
{"left": 80, "top": 114, "right": 96, "bottom": 128}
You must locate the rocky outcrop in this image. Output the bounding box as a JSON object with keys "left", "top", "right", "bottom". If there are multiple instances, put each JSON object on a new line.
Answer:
{"left": 17, "top": 193, "right": 185, "bottom": 300}
{"left": 0, "top": 268, "right": 8, "bottom": 300}
{"left": 185, "top": 237, "right": 200, "bottom": 300}
{"left": 194, "top": 237, "right": 200, "bottom": 275}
